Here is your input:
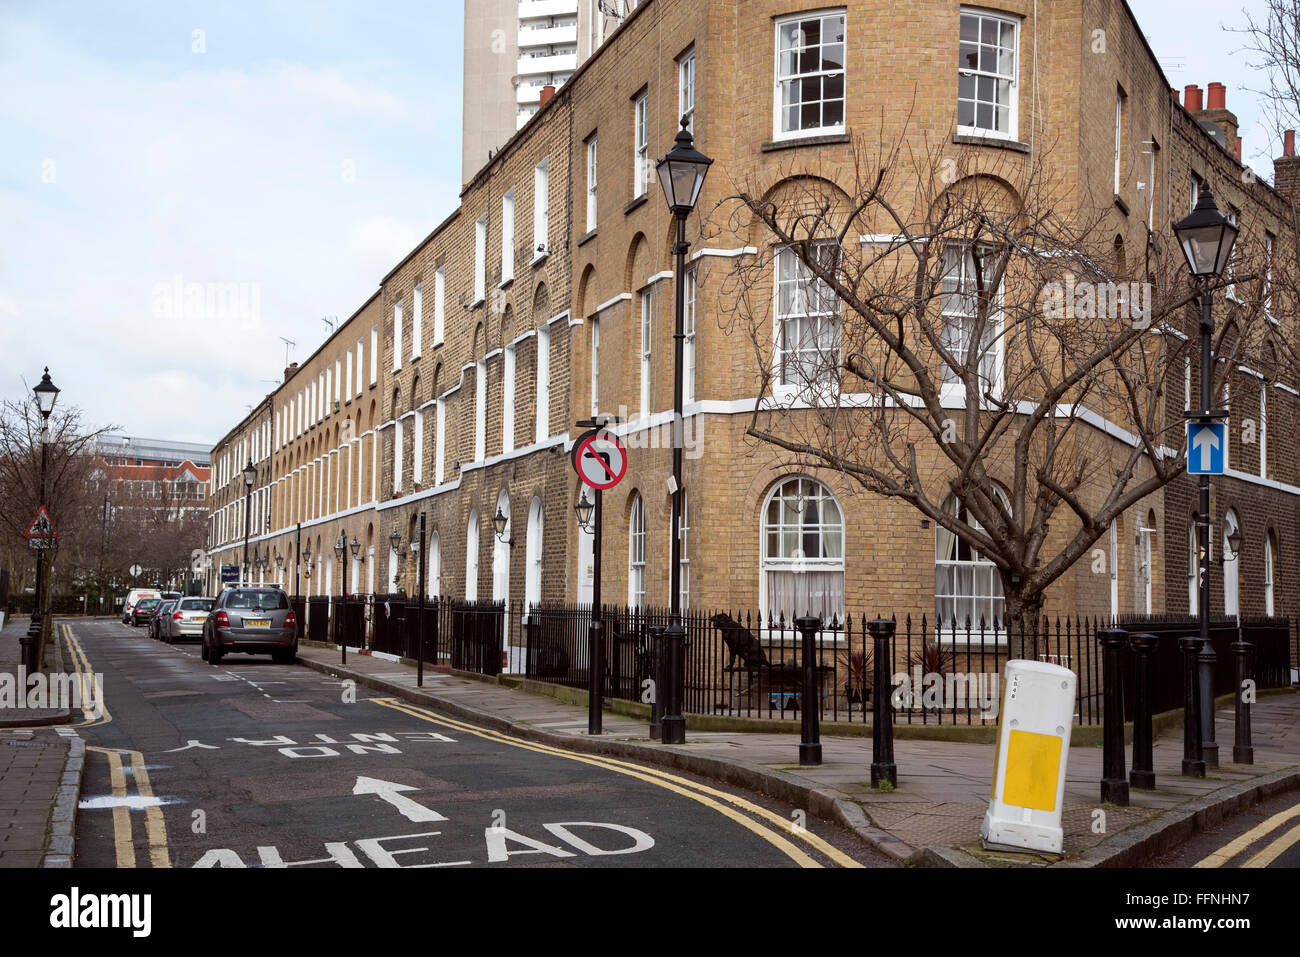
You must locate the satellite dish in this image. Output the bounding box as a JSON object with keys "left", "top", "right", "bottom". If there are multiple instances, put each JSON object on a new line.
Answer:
{"left": 1198, "top": 119, "right": 1227, "bottom": 151}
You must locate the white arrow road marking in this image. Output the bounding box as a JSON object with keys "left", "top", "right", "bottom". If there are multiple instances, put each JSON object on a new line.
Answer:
{"left": 352, "top": 776, "right": 448, "bottom": 823}
{"left": 1192, "top": 425, "right": 1220, "bottom": 471}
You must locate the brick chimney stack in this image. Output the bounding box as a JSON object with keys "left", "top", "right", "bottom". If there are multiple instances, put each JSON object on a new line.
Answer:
{"left": 284, "top": 361, "right": 299, "bottom": 381}
{"left": 1274, "top": 130, "right": 1300, "bottom": 209}
{"left": 539, "top": 85, "right": 556, "bottom": 108}
{"left": 1189, "top": 81, "right": 1240, "bottom": 160}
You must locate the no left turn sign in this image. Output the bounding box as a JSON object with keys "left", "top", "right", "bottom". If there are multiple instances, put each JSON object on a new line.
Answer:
{"left": 572, "top": 430, "right": 627, "bottom": 491}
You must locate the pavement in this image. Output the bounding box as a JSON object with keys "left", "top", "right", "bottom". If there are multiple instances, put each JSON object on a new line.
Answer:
{"left": 292, "top": 640, "right": 1300, "bottom": 868}
{"left": 0, "top": 618, "right": 1296, "bottom": 867}
{"left": 0, "top": 616, "right": 85, "bottom": 867}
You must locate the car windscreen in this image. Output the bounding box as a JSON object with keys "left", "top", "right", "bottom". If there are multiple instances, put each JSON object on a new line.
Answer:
{"left": 226, "top": 590, "right": 288, "bottom": 610}
{"left": 180, "top": 599, "right": 213, "bottom": 611}
{"left": 137, "top": 599, "right": 160, "bottom": 610}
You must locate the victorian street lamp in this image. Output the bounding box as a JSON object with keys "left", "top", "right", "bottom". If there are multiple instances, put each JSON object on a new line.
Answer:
{"left": 493, "top": 506, "right": 513, "bottom": 545}
{"left": 26, "top": 368, "right": 59, "bottom": 670}
{"left": 1172, "top": 185, "right": 1238, "bottom": 778}
{"left": 242, "top": 460, "right": 256, "bottom": 586}
{"left": 574, "top": 490, "right": 594, "bottom": 532}
{"left": 655, "top": 118, "right": 712, "bottom": 745}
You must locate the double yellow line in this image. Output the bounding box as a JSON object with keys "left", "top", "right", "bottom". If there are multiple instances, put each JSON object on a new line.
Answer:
{"left": 62, "top": 623, "right": 171, "bottom": 867}
{"left": 1196, "top": 800, "right": 1300, "bottom": 869}
{"left": 369, "top": 697, "right": 863, "bottom": 868}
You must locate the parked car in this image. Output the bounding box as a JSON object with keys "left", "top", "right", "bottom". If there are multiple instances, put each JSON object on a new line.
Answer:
{"left": 123, "top": 589, "right": 161, "bottom": 623}
{"left": 162, "top": 598, "right": 214, "bottom": 643}
{"left": 148, "top": 601, "right": 177, "bottom": 639}
{"left": 202, "top": 587, "right": 297, "bottom": 664}
{"left": 131, "top": 597, "right": 162, "bottom": 627}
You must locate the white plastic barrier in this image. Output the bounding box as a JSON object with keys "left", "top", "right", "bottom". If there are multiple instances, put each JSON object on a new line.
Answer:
{"left": 981, "top": 659, "right": 1076, "bottom": 854}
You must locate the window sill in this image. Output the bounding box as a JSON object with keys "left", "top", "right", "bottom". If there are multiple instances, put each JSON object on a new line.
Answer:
{"left": 624, "top": 195, "right": 649, "bottom": 216}
{"left": 431, "top": 338, "right": 445, "bottom": 349}
{"left": 531, "top": 250, "right": 550, "bottom": 267}
{"left": 951, "top": 132, "right": 1030, "bottom": 154}
{"left": 1114, "top": 195, "right": 1130, "bottom": 216}
{"left": 410, "top": 354, "right": 420, "bottom": 363}
{"left": 497, "top": 277, "right": 514, "bottom": 291}
{"left": 761, "top": 132, "right": 851, "bottom": 152}
{"left": 577, "top": 229, "right": 598, "bottom": 247}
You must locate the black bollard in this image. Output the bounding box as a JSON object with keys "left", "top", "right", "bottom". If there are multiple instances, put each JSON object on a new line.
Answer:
{"left": 1179, "top": 636, "right": 1206, "bottom": 778}
{"left": 1198, "top": 644, "right": 1219, "bottom": 767}
{"left": 1231, "top": 640, "right": 1255, "bottom": 764}
{"left": 868, "top": 618, "right": 897, "bottom": 788}
{"left": 1128, "top": 633, "right": 1158, "bottom": 789}
{"left": 648, "top": 625, "right": 664, "bottom": 740}
{"left": 794, "top": 616, "right": 822, "bottom": 765}
{"left": 1097, "top": 628, "right": 1130, "bottom": 805}
{"left": 587, "top": 619, "right": 605, "bottom": 736}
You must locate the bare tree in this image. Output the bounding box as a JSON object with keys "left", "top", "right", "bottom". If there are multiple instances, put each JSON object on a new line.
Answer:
{"left": 712, "top": 135, "right": 1272, "bottom": 653}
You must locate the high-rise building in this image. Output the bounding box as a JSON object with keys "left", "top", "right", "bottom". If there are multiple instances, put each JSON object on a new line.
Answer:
{"left": 463, "top": 0, "right": 640, "bottom": 181}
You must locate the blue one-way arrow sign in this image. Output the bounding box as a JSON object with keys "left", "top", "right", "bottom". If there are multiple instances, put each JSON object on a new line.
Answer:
{"left": 1187, "top": 422, "right": 1226, "bottom": 475}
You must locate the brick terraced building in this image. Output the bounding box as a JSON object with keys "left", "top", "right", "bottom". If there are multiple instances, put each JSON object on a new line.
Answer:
{"left": 206, "top": 0, "right": 1300, "bottom": 652}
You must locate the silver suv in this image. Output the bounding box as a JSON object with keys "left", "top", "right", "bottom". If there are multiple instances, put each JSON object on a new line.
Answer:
{"left": 201, "top": 587, "right": 298, "bottom": 665}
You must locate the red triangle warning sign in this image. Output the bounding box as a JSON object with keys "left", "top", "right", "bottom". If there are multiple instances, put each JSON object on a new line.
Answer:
{"left": 26, "top": 506, "right": 57, "bottom": 539}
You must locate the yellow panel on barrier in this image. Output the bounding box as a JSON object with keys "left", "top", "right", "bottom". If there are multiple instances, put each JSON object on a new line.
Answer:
{"left": 1002, "top": 729, "right": 1062, "bottom": 812}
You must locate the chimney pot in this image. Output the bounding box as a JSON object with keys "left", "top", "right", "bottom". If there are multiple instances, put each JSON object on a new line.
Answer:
{"left": 1184, "top": 85, "right": 1203, "bottom": 112}
{"left": 1170, "top": 87, "right": 1179, "bottom": 104}
{"left": 540, "top": 85, "right": 556, "bottom": 108}
{"left": 1286, "top": 130, "right": 1295, "bottom": 157}
{"left": 1207, "top": 82, "right": 1227, "bottom": 110}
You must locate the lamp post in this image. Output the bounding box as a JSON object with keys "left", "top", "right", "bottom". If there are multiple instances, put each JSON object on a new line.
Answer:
{"left": 389, "top": 529, "right": 402, "bottom": 594}
{"left": 655, "top": 118, "right": 712, "bottom": 746}
{"left": 1172, "top": 185, "right": 1238, "bottom": 779}
{"left": 26, "top": 368, "right": 59, "bottom": 671}
{"left": 241, "top": 460, "right": 256, "bottom": 586}
{"left": 574, "top": 488, "right": 603, "bottom": 734}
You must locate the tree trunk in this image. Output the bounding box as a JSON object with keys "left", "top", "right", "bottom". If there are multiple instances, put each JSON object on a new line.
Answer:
{"left": 1002, "top": 587, "right": 1044, "bottom": 663}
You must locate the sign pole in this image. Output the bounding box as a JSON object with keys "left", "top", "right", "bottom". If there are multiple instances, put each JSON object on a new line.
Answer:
{"left": 588, "top": 487, "right": 604, "bottom": 735}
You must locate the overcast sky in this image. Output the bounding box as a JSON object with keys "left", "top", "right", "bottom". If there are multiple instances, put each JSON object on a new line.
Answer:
{"left": 0, "top": 0, "right": 1276, "bottom": 447}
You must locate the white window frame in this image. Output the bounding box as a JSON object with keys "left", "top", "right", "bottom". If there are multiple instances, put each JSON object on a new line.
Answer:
{"left": 934, "top": 492, "right": 1006, "bottom": 639}
{"left": 679, "top": 47, "right": 695, "bottom": 133}
{"left": 957, "top": 8, "right": 1019, "bottom": 141}
{"left": 369, "top": 328, "right": 378, "bottom": 386}
{"left": 413, "top": 408, "right": 424, "bottom": 485}
{"left": 434, "top": 267, "right": 446, "bottom": 345}
{"left": 1260, "top": 380, "right": 1268, "bottom": 478}
{"left": 1109, "top": 520, "right": 1119, "bottom": 621}
{"left": 533, "top": 159, "right": 550, "bottom": 258}
{"left": 393, "top": 416, "right": 403, "bottom": 496}
{"left": 640, "top": 286, "right": 653, "bottom": 418}
{"left": 1223, "top": 510, "right": 1240, "bottom": 620}
{"left": 774, "top": 244, "right": 842, "bottom": 396}
{"left": 1265, "top": 531, "right": 1276, "bottom": 617}
{"left": 466, "top": 511, "right": 480, "bottom": 601}
{"left": 633, "top": 93, "right": 649, "bottom": 198}
{"left": 501, "top": 189, "right": 515, "bottom": 285}
{"left": 475, "top": 360, "right": 486, "bottom": 462}
{"left": 590, "top": 317, "right": 600, "bottom": 416}
{"left": 474, "top": 215, "right": 487, "bottom": 304}
{"left": 586, "top": 136, "right": 598, "bottom": 232}
{"left": 760, "top": 477, "right": 846, "bottom": 626}
{"left": 773, "top": 10, "right": 847, "bottom": 141}
{"left": 412, "top": 282, "right": 423, "bottom": 359}
{"left": 684, "top": 266, "right": 696, "bottom": 404}
{"left": 535, "top": 325, "right": 550, "bottom": 442}
{"left": 355, "top": 340, "right": 363, "bottom": 397}
{"left": 628, "top": 493, "right": 646, "bottom": 608}
{"left": 435, "top": 398, "right": 446, "bottom": 486}
{"left": 503, "top": 343, "right": 516, "bottom": 454}
{"left": 393, "top": 300, "right": 403, "bottom": 372}
{"left": 1114, "top": 90, "right": 1124, "bottom": 194}
{"left": 679, "top": 490, "right": 690, "bottom": 610}
{"left": 940, "top": 244, "right": 1003, "bottom": 397}
{"left": 1188, "top": 520, "right": 1199, "bottom": 615}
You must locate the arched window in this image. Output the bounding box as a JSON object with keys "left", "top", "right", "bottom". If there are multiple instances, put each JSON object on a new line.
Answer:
{"left": 466, "top": 510, "right": 480, "bottom": 601}
{"left": 1265, "top": 530, "right": 1276, "bottom": 617}
{"left": 628, "top": 493, "right": 646, "bottom": 608}
{"left": 525, "top": 497, "right": 544, "bottom": 611}
{"left": 761, "top": 477, "right": 845, "bottom": 621}
{"left": 1139, "top": 510, "right": 1156, "bottom": 615}
{"left": 1223, "top": 508, "right": 1240, "bottom": 620}
{"left": 1188, "top": 518, "right": 1199, "bottom": 615}
{"left": 428, "top": 531, "right": 441, "bottom": 599}
{"left": 679, "top": 491, "right": 690, "bottom": 610}
{"left": 492, "top": 490, "right": 510, "bottom": 603}
{"left": 935, "top": 493, "right": 1005, "bottom": 628}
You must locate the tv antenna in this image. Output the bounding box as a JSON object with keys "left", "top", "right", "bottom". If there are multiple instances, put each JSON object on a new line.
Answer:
{"left": 322, "top": 316, "right": 338, "bottom": 335}
{"left": 279, "top": 337, "right": 296, "bottom": 367}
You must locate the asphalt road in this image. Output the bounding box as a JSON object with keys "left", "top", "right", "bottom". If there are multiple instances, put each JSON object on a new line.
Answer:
{"left": 66, "top": 619, "right": 887, "bottom": 868}
{"left": 1149, "top": 786, "right": 1300, "bottom": 869}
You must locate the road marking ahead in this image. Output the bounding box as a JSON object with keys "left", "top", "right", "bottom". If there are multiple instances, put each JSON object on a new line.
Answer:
{"left": 86, "top": 745, "right": 173, "bottom": 869}
{"left": 1195, "top": 800, "right": 1300, "bottom": 868}
{"left": 367, "top": 697, "right": 862, "bottom": 869}
{"left": 62, "top": 623, "right": 112, "bottom": 728}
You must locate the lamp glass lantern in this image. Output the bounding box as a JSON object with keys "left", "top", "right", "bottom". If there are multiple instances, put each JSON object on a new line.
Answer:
{"left": 389, "top": 529, "right": 401, "bottom": 552}
{"left": 1226, "top": 523, "right": 1244, "bottom": 561}
{"left": 574, "top": 491, "right": 594, "bottom": 531}
{"left": 243, "top": 460, "right": 256, "bottom": 488}
{"left": 349, "top": 537, "right": 361, "bottom": 559}
{"left": 655, "top": 119, "right": 713, "bottom": 216}
{"left": 334, "top": 537, "right": 345, "bottom": 562}
{"left": 493, "top": 507, "right": 510, "bottom": 542}
{"left": 1172, "top": 187, "right": 1239, "bottom": 279}
{"left": 33, "top": 368, "right": 59, "bottom": 418}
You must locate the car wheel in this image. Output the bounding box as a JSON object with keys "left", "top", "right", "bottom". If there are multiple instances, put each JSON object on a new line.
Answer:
{"left": 200, "top": 637, "right": 209, "bottom": 661}
{"left": 210, "top": 642, "right": 224, "bottom": 665}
